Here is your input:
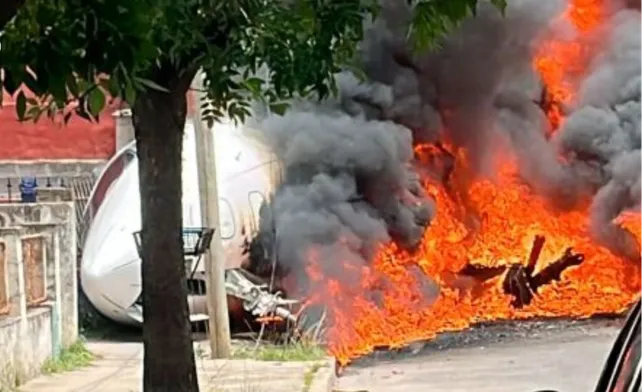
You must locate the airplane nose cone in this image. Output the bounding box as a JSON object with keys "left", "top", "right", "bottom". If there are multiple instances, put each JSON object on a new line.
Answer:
{"left": 81, "top": 223, "right": 142, "bottom": 313}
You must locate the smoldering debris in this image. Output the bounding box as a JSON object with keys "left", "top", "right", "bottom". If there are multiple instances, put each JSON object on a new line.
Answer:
{"left": 246, "top": 0, "right": 641, "bottom": 304}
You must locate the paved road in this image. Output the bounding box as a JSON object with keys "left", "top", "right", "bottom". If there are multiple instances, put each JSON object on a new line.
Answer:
{"left": 335, "top": 322, "right": 620, "bottom": 392}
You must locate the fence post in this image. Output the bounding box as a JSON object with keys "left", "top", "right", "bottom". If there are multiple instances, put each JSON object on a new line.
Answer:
{"left": 14, "top": 235, "right": 28, "bottom": 341}
{"left": 51, "top": 227, "right": 62, "bottom": 358}
{"left": 2, "top": 228, "right": 22, "bottom": 318}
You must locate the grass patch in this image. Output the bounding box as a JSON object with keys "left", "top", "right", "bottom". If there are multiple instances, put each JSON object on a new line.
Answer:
{"left": 41, "top": 340, "right": 95, "bottom": 374}
{"left": 231, "top": 341, "right": 326, "bottom": 362}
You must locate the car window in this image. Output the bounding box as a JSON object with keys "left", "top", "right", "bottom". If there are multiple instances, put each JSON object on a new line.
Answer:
{"left": 595, "top": 299, "right": 641, "bottom": 392}
{"left": 613, "top": 331, "right": 641, "bottom": 392}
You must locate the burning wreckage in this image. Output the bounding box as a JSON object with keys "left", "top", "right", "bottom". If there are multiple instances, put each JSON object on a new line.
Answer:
{"left": 243, "top": 0, "right": 642, "bottom": 365}
{"left": 80, "top": 0, "right": 641, "bottom": 367}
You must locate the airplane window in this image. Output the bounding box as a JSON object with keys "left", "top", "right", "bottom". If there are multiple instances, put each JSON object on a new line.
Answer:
{"left": 87, "top": 149, "right": 136, "bottom": 219}
{"left": 248, "top": 191, "right": 266, "bottom": 231}
{"left": 82, "top": 149, "right": 136, "bottom": 244}
{"left": 218, "top": 198, "right": 236, "bottom": 240}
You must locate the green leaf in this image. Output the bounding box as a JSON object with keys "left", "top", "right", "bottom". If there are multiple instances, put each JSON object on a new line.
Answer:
{"left": 87, "top": 88, "right": 106, "bottom": 118}
{"left": 269, "top": 102, "right": 289, "bottom": 116}
{"left": 101, "top": 76, "right": 120, "bottom": 99}
{"left": 50, "top": 76, "right": 68, "bottom": 104}
{"left": 124, "top": 83, "right": 137, "bottom": 105}
{"left": 67, "top": 74, "right": 80, "bottom": 97}
{"left": 75, "top": 105, "right": 92, "bottom": 122}
{"left": 16, "top": 91, "right": 27, "bottom": 121}
{"left": 241, "top": 77, "right": 263, "bottom": 96}
{"left": 24, "top": 105, "right": 42, "bottom": 121}
{"left": 134, "top": 77, "right": 169, "bottom": 93}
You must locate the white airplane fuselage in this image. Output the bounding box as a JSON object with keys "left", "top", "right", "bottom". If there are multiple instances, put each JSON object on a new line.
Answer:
{"left": 80, "top": 120, "right": 280, "bottom": 325}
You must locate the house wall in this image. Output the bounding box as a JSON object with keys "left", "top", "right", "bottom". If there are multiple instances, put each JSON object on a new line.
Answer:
{"left": 0, "top": 308, "right": 53, "bottom": 387}
{"left": 0, "top": 91, "right": 118, "bottom": 160}
{"left": 0, "top": 202, "right": 78, "bottom": 389}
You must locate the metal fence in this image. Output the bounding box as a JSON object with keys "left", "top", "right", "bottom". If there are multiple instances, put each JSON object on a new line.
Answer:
{"left": 69, "top": 176, "right": 96, "bottom": 241}
{"left": 0, "top": 176, "right": 88, "bottom": 201}
{"left": 0, "top": 177, "right": 56, "bottom": 202}
{"left": 0, "top": 174, "right": 97, "bottom": 242}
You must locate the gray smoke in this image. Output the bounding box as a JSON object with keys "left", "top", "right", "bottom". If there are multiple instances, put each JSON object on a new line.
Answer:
{"left": 558, "top": 9, "right": 641, "bottom": 261}
{"left": 360, "top": 0, "right": 566, "bottom": 173}
{"left": 248, "top": 0, "right": 641, "bottom": 298}
{"left": 250, "top": 96, "right": 435, "bottom": 289}
{"left": 357, "top": 0, "right": 641, "bottom": 262}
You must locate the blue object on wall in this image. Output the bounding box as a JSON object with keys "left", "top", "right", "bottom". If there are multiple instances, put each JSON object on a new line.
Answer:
{"left": 19, "top": 177, "right": 38, "bottom": 203}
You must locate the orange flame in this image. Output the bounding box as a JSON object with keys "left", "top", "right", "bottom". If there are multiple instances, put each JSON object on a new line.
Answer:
{"left": 533, "top": 0, "right": 605, "bottom": 132}
{"left": 308, "top": 159, "right": 640, "bottom": 366}
{"left": 298, "top": 0, "right": 640, "bottom": 366}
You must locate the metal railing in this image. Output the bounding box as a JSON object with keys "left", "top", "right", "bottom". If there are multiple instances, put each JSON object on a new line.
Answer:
{"left": 0, "top": 176, "right": 93, "bottom": 201}
{"left": 0, "top": 174, "right": 97, "bottom": 244}
{"left": 69, "top": 176, "right": 96, "bottom": 242}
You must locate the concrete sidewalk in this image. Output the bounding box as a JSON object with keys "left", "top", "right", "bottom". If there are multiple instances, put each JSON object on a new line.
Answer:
{"left": 18, "top": 341, "right": 336, "bottom": 392}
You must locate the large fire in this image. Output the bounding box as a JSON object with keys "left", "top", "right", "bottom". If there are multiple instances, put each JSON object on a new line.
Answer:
{"left": 311, "top": 157, "right": 640, "bottom": 365}
{"left": 300, "top": 0, "right": 642, "bottom": 366}
{"left": 533, "top": 0, "right": 605, "bottom": 132}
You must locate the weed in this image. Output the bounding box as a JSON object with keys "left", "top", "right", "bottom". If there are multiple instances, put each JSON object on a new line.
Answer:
{"left": 231, "top": 341, "right": 326, "bottom": 362}
{"left": 41, "top": 340, "right": 95, "bottom": 374}
{"left": 302, "top": 362, "right": 326, "bottom": 392}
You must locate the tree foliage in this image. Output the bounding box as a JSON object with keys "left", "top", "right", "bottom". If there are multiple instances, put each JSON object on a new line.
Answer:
{"left": 1, "top": 0, "right": 505, "bottom": 124}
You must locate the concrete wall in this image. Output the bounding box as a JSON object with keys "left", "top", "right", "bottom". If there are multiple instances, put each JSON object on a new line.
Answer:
{"left": 0, "top": 202, "right": 78, "bottom": 389}
{"left": 0, "top": 308, "right": 52, "bottom": 387}
{"left": 0, "top": 160, "right": 105, "bottom": 179}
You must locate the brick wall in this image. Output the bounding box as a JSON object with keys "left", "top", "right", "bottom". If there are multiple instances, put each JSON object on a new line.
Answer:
{"left": 0, "top": 87, "right": 200, "bottom": 161}
{"left": 0, "top": 91, "right": 118, "bottom": 160}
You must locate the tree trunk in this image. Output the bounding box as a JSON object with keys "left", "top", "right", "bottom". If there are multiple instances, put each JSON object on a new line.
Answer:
{"left": 132, "top": 75, "right": 199, "bottom": 392}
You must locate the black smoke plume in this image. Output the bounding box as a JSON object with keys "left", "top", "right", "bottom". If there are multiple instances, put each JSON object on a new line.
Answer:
{"left": 246, "top": 0, "right": 641, "bottom": 300}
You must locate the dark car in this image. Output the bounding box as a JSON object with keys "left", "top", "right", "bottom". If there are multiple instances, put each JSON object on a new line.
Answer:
{"left": 537, "top": 299, "right": 641, "bottom": 392}
{"left": 594, "top": 298, "right": 641, "bottom": 392}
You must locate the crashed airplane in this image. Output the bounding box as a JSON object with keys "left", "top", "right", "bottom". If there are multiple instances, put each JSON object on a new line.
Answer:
{"left": 79, "top": 118, "right": 294, "bottom": 326}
